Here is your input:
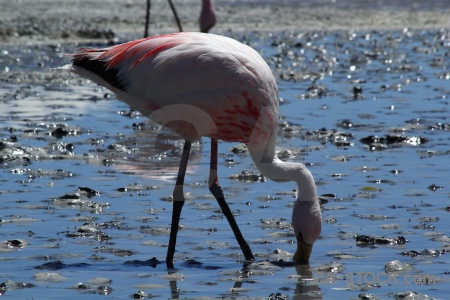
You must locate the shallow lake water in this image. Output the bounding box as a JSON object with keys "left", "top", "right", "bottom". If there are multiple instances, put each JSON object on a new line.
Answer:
{"left": 1, "top": 29, "right": 449, "bottom": 299}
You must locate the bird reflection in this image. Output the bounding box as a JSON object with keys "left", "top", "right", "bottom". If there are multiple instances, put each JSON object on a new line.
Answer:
{"left": 165, "top": 261, "right": 321, "bottom": 299}
{"left": 109, "top": 120, "right": 202, "bottom": 182}
{"left": 293, "top": 264, "right": 322, "bottom": 299}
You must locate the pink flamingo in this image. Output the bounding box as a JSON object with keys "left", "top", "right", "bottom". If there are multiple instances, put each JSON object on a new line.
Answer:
{"left": 144, "top": 0, "right": 216, "bottom": 37}
{"left": 199, "top": 0, "right": 216, "bottom": 33}
{"left": 65, "top": 32, "right": 322, "bottom": 266}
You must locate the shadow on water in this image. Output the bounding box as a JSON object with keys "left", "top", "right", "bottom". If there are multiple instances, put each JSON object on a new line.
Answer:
{"left": 111, "top": 255, "right": 322, "bottom": 299}
{"left": 163, "top": 260, "right": 322, "bottom": 299}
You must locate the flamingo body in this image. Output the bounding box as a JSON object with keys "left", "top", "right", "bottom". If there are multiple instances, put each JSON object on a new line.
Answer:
{"left": 71, "top": 33, "right": 277, "bottom": 144}
{"left": 66, "top": 32, "right": 322, "bottom": 264}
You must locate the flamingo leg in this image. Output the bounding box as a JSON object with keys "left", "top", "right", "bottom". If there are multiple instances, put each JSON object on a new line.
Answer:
{"left": 144, "top": 0, "right": 183, "bottom": 39}
{"left": 166, "top": 140, "right": 191, "bottom": 268}
{"left": 167, "top": 0, "right": 183, "bottom": 32}
{"left": 209, "top": 138, "right": 255, "bottom": 261}
{"left": 144, "top": 0, "right": 151, "bottom": 38}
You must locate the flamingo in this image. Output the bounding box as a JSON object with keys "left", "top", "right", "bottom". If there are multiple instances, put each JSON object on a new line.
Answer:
{"left": 64, "top": 32, "right": 322, "bottom": 266}
{"left": 144, "top": 0, "right": 216, "bottom": 37}
{"left": 199, "top": 0, "right": 216, "bottom": 33}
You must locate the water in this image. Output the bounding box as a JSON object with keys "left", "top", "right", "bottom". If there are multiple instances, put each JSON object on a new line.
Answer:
{"left": 1, "top": 28, "right": 449, "bottom": 299}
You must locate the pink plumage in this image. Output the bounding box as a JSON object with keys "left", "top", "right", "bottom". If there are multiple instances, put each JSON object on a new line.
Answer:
{"left": 70, "top": 33, "right": 278, "bottom": 144}
{"left": 66, "top": 32, "right": 321, "bottom": 266}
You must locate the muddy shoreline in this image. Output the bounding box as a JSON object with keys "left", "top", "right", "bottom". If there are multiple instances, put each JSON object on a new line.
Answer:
{"left": 1, "top": 0, "right": 450, "bottom": 45}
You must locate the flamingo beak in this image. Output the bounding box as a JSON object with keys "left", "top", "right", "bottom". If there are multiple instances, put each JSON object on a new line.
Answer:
{"left": 293, "top": 233, "right": 313, "bottom": 264}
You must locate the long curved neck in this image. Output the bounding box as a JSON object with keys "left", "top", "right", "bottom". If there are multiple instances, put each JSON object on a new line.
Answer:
{"left": 246, "top": 134, "right": 317, "bottom": 202}
{"left": 247, "top": 134, "right": 322, "bottom": 246}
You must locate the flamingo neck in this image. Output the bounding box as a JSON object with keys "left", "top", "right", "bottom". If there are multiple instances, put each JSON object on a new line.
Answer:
{"left": 202, "top": 0, "right": 214, "bottom": 9}
{"left": 247, "top": 139, "right": 321, "bottom": 246}
{"left": 247, "top": 139, "right": 317, "bottom": 202}
{"left": 200, "top": 0, "right": 216, "bottom": 33}
{"left": 249, "top": 147, "right": 317, "bottom": 201}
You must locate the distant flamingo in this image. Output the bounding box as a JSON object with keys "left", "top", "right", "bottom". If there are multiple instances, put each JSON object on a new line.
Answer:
{"left": 199, "top": 0, "right": 216, "bottom": 33}
{"left": 144, "top": 0, "right": 216, "bottom": 37}
{"left": 65, "top": 32, "right": 322, "bottom": 266}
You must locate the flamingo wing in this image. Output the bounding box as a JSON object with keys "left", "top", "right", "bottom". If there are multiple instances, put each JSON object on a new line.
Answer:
{"left": 69, "top": 32, "right": 278, "bottom": 142}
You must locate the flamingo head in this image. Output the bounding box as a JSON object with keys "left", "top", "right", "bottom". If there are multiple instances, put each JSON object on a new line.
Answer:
{"left": 292, "top": 196, "right": 322, "bottom": 264}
